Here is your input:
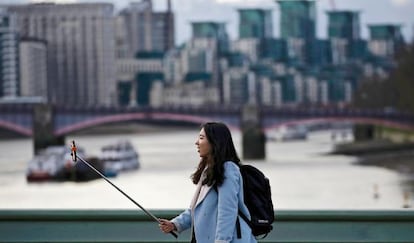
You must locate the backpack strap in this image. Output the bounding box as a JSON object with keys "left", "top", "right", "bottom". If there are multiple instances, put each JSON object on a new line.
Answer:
{"left": 239, "top": 209, "right": 270, "bottom": 239}
{"left": 238, "top": 210, "right": 250, "bottom": 227}
{"left": 237, "top": 210, "right": 253, "bottom": 239}
{"left": 236, "top": 217, "right": 241, "bottom": 239}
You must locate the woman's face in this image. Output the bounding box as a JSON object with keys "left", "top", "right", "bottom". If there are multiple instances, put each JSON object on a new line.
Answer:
{"left": 195, "top": 127, "right": 212, "bottom": 159}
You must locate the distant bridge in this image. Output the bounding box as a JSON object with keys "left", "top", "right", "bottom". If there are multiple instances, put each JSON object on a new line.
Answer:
{"left": 1, "top": 104, "right": 413, "bottom": 137}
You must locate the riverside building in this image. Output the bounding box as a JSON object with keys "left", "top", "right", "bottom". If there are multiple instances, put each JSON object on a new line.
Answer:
{"left": 7, "top": 3, "right": 116, "bottom": 107}
{"left": 0, "top": 9, "right": 19, "bottom": 98}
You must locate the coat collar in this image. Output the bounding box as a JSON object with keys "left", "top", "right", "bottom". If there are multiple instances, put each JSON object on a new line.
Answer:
{"left": 190, "top": 168, "right": 213, "bottom": 209}
{"left": 195, "top": 184, "right": 212, "bottom": 207}
{"left": 190, "top": 180, "right": 213, "bottom": 209}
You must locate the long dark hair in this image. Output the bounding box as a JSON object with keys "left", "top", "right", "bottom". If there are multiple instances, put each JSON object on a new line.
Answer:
{"left": 191, "top": 122, "right": 241, "bottom": 187}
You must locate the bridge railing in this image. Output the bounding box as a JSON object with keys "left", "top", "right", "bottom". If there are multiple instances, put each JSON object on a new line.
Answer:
{"left": 1, "top": 209, "right": 414, "bottom": 243}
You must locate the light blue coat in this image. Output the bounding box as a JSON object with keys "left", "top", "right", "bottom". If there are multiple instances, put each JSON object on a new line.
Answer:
{"left": 171, "top": 162, "right": 257, "bottom": 243}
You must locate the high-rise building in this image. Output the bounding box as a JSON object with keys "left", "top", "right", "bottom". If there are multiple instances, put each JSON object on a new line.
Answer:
{"left": 119, "top": 0, "right": 174, "bottom": 57}
{"left": 327, "top": 10, "right": 361, "bottom": 64}
{"left": 191, "top": 21, "right": 229, "bottom": 54}
{"left": 277, "top": 0, "right": 316, "bottom": 39}
{"left": 0, "top": 9, "right": 19, "bottom": 98}
{"left": 222, "top": 68, "right": 250, "bottom": 105}
{"left": 327, "top": 11, "right": 360, "bottom": 40}
{"left": 276, "top": 0, "right": 316, "bottom": 65}
{"left": 115, "top": 0, "right": 174, "bottom": 107}
{"left": 368, "top": 24, "right": 404, "bottom": 58}
{"left": 8, "top": 3, "right": 116, "bottom": 107}
{"left": 192, "top": 22, "right": 224, "bottom": 38}
{"left": 155, "top": 0, "right": 174, "bottom": 52}
{"left": 188, "top": 21, "right": 229, "bottom": 84}
{"left": 238, "top": 9, "right": 273, "bottom": 39}
{"left": 115, "top": 55, "right": 164, "bottom": 106}
{"left": 183, "top": 38, "right": 218, "bottom": 83}
{"left": 19, "top": 38, "right": 47, "bottom": 99}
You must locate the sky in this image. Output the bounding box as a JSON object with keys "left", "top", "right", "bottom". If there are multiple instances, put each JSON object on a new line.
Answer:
{"left": 3, "top": 0, "right": 414, "bottom": 45}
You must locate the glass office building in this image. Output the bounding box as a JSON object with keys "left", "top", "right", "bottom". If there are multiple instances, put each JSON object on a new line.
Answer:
{"left": 277, "top": 0, "right": 316, "bottom": 39}
{"left": 238, "top": 9, "right": 273, "bottom": 39}
{"left": 276, "top": 0, "right": 316, "bottom": 65}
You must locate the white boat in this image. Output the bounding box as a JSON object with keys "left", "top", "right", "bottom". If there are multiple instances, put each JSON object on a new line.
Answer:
{"left": 26, "top": 146, "right": 67, "bottom": 182}
{"left": 99, "top": 140, "right": 140, "bottom": 175}
{"left": 26, "top": 145, "right": 99, "bottom": 182}
{"left": 267, "top": 124, "right": 308, "bottom": 142}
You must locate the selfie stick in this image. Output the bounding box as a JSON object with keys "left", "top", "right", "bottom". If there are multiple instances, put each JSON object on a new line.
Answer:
{"left": 70, "top": 140, "right": 178, "bottom": 238}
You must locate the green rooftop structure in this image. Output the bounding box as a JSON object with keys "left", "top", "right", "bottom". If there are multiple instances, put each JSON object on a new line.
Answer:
{"left": 327, "top": 10, "right": 360, "bottom": 40}
{"left": 191, "top": 21, "right": 230, "bottom": 54}
{"left": 135, "top": 72, "right": 164, "bottom": 106}
{"left": 276, "top": 0, "right": 316, "bottom": 65}
{"left": 276, "top": 0, "right": 316, "bottom": 39}
{"left": 191, "top": 21, "right": 228, "bottom": 40}
{"left": 368, "top": 24, "right": 404, "bottom": 42}
{"left": 326, "top": 10, "right": 362, "bottom": 63}
{"left": 368, "top": 24, "right": 405, "bottom": 59}
{"left": 238, "top": 8, "right": 273, "bottom": 39}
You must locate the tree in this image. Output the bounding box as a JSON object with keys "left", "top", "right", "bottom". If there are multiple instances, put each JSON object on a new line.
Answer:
{"left": 353, "top": 43, "right": 414, "bottom": 114}
{"left": 393, "top": 43, "right": 414, "bottom": 113}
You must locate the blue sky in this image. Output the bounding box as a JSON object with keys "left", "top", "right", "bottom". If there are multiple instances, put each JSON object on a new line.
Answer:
{"left": 4, "top": 0, "right": 414, "bottom": 45}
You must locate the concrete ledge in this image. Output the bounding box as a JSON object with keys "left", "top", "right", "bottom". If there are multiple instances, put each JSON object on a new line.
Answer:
{"left": 1, "top": 210, "right": 414, "bottom": 242}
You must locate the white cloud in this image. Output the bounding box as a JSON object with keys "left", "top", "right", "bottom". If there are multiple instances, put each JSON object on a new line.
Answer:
{"left": 390, "top": 0, "right": 411, "bottom": 7}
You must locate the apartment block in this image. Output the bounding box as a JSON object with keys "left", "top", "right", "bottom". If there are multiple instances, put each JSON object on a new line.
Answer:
{"left": 0, "top": 9, "right": 19, "bottom": 98}
{"left": 19, "top": 38, "right": 47, "bottom": 98}
{"left": 238, "top": 8, "right": 273, "bottom": 39}
{"left": 8, "top": 3, "right": 116, "bottom": 107}
{"left": 118, "top": 0, "right": 174, "bottom": 57}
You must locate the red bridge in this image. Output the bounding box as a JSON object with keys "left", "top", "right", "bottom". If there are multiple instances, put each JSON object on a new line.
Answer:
{"left": 0, "top": 103, "right": 413, "bottom": 137}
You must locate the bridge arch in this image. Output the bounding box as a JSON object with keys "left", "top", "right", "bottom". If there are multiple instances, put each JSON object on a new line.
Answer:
{"left": 0, "top": 120, "right": 32, "bottom": 136}
{"left": 54, "top": 112, "right": 220, "bottom": 136}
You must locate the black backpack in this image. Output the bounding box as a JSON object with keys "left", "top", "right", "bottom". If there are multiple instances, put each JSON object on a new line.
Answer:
{"left": 238, "top": 164, "right": 274, "bottom": 238}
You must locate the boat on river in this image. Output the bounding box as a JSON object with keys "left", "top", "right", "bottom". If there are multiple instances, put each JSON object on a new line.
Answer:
{"left": 26, "top": 145, "right": 103, "bottom": 182}
{"left": 267, "top": 124, "right": 308, "bottom": 142}
{"left": 99, "top": 140, "right": 140, "bottom": 175}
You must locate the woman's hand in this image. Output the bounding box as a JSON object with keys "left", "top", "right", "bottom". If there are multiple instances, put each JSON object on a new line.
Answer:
{"left": 158, "top": 218, "right": 176, "bottom": 233}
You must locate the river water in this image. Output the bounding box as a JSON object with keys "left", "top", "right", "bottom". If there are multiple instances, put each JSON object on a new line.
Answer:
{"left": 0, "top": 128, "right": 412, "bottom": 210}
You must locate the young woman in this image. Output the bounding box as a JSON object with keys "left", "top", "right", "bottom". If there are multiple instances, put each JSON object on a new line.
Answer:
{"left": 159, "top": 122, "right": 257, "bottom": 243}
